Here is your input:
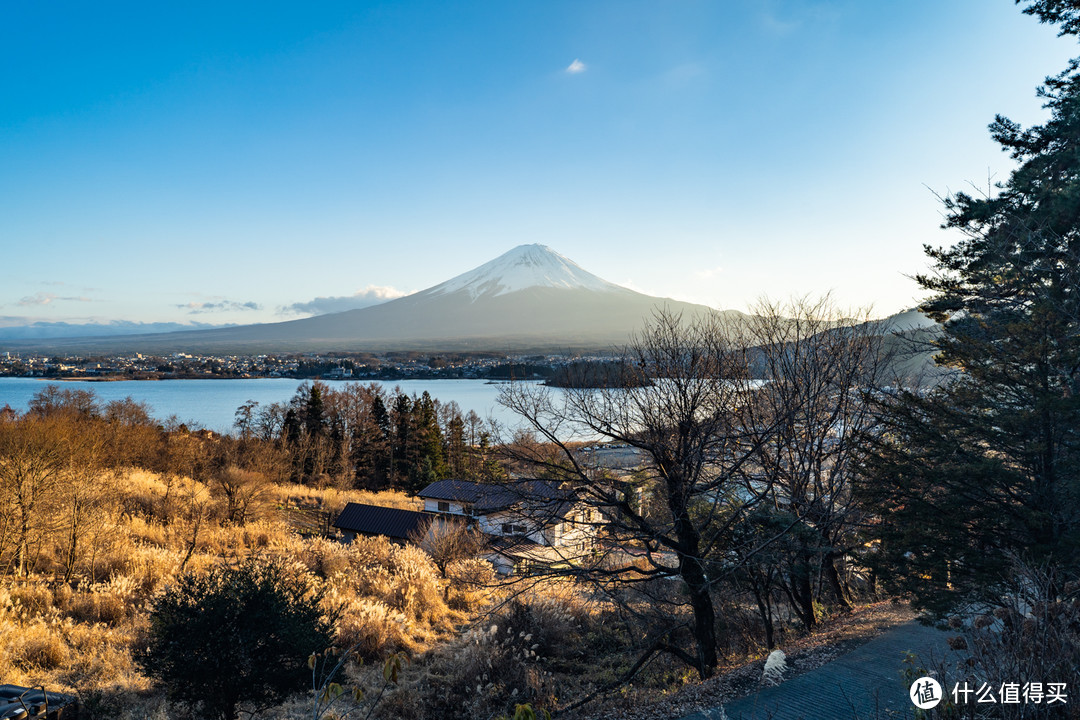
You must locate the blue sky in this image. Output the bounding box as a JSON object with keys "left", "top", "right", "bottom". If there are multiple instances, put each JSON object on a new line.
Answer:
{"left": 1, "top": 1, "right": 1076, "bottom": 329}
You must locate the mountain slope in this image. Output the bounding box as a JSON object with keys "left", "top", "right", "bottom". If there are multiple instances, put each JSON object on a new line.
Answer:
{"left": 5, "top": 245, "right": 725, "bottom": 353}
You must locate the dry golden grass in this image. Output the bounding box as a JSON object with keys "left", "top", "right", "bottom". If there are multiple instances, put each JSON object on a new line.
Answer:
{"left": 1, "top": 463, "right": 916, "bottom": 720}
{"left": 269, "top": 484, "right": 421, "bottom": 514}
{"left": 0, "top": 468, "right": 473, "bottom": 718}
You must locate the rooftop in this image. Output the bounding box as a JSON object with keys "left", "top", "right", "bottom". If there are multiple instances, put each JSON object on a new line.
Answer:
{"left": 333, "top": 503, "right": 437, "bottom": 541}
{"left": 418, "top": 478, "right": 575, "bottom": 514}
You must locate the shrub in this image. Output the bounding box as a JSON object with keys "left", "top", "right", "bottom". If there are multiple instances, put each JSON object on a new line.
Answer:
{"left": 323, "top": 591, "right": 413, "bottom": 659}
{"left": 11, "top": 623, "right": 69, "bottom": 670}
{"left": 382, "top": 621, "right": 555, "bottom": 720}
{"left": 495, "top": 595, "right": 580, "bottom": 660}
{"left": 446, "top": 557, "right": 496, "bottom": 610}
{"left": 138, "top": 557, "right": 334, "bottom": 720}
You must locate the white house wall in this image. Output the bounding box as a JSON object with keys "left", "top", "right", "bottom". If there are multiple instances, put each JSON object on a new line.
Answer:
{"left": 423, "top": 498, "right": 469, "bottom": 515}
{"left": 475, "top": 510, "right": 549, "bottom": 545}
{"left": 420, "top": 496, "right": 601, "bottom": 551}
{"left": 545, "top": 504, "right": 598, "bottom": 550}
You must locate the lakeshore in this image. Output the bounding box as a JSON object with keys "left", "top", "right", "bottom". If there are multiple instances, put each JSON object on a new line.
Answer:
{"left": 0, "top": 376, "right": 540, "bottom": 433}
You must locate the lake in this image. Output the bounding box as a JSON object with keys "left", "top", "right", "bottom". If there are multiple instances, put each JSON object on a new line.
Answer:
{"left": 0, "top": 377, "right": 540, "bottom": 433}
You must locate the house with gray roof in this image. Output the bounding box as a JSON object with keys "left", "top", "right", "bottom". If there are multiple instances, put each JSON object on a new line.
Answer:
{"left": 333, "top": 503, "right": 433, "bottom": 543}
{"left": 331, "top": 479, "right": 602, "bottom": 575}
{"left": 417, "top": 478, "right": 598, "bottom": 554}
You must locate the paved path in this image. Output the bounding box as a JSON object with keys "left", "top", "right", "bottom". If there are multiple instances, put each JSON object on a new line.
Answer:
{"left": 680, "top": 621, "right": 955, "bottom": 720}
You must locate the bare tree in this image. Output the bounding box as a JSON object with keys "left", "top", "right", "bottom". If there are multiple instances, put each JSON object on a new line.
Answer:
{"left": 177, "top": 478, "right": 212, "bottom": 573}
{"left": 497, "top": 300, "right": 897, "bottom": 684}
{"left": 410, "top": 516, "right": 488, "bottom": 601}
{"left": 498, "top": 309, "right": 783, "bottom": 680}
{"left": 213, "top": 466, "right": 272, "bottom": 525}
{"left": 57, "top": 430, "right": 106, "bottom": 583}
{"left": 737, "top": 297, "right": 892, "bottom": 628}
{"left": 0, "top": 414, "right": 71, "bottom": 576}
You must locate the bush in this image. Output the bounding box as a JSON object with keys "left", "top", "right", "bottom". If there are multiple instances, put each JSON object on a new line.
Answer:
{"left": 138, "top": 557, "right": 334, "bottom": 720}
{"left": 495, "top": 596, "right": 580, "bottom": 660}
{"left": 381, "top": 621, "right": 554, "bottom": 720}
{"left": 11, "top": 623, "right": 69, "bottom": 670}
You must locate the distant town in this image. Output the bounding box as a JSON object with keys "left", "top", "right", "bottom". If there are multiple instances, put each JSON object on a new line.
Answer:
{"left": 0, "top": 349, "right": 615, "bottom": 382}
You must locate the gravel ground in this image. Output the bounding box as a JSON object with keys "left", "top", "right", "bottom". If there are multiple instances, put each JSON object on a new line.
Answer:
{"left": 572, "top": 601, "right": 917, "bottom": 720}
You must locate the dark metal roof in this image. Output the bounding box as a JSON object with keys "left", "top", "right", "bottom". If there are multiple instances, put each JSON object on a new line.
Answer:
{"left": 333, "top": 503, "right": 435, "bottom": 541}
{"left": 417, "top": 478, "right": 483, "bottom": 503}
{"left": 418, "top": 478, "right": 574, "bottom": 514}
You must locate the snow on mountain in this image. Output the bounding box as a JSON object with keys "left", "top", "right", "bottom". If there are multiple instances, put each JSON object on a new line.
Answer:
{"left": 421, "top": 244, "right": 627, "bottom": 300}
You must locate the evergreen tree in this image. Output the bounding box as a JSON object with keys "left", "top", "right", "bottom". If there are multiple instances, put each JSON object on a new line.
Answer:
{"left": 391, "top": 393, "right": 414, "bottom": 489}
{"left": 445, "top": 414, "right": 467, "bottom": 477}
{"left": 415, "top": 391, "right": 447, "bottom": 483}
{"left": 140, "top": 558, "right": 333, "bottom": 720}
{"left": 303, "top": 383, "right": 326, "bottom": 439}
{"left": 371, "top": 394, "right": 393, "bottom": 486}
{"left": 281, "top": 407, "right": 303, "bottom": 483}
{"left": 326, "top": 413, "right": 347, "bottom": 484}
{"left": 860, "top": 1, "right": 1080, "bottom": 615}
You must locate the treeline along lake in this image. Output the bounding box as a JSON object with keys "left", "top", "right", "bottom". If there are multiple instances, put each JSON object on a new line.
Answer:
{"left": 0, "top": 377, "right": 539, "bottom": 433}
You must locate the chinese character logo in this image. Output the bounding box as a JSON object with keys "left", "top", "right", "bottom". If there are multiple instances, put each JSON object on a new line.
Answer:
{"left": 911, "top": 677, "right": 943, "bottom": 709}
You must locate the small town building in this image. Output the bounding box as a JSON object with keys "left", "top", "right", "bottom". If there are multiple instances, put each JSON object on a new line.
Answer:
{"left": 332, "top": 478, "right": 603, "bottom": 575}
{"left": 333, "top": 503, "right": 436, "bottom": 544}
{"left": 417, "top": 478, "right": 597, "bottom": 552}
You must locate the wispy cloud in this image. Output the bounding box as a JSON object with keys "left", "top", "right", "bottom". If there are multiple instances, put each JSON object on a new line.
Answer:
{"left": 37, "top": 281, "right": 99, "bottom": 292}
{"left": 663, "top": 62, "right": 706, "bottom": 88}
{"left": 759, "top": 3, "right": 837, "bottom": 37}
{"left": 279, "top": 285, "right": 407, "bottom": 316}
{"left": 566, "top": 59, "right": 586, "bottom": 74}
{"left": 17, "top": 292, "right": 93, "bottom": 306}
{"left": 695, "top": 265, "right": 724, "bottom": 279}
{"left": 760, "top": 12, "right": 799, "bottom": 36}
{"left": 177, "top": 300, "right": 262, "bottom": 314}
{"left": 621, "top": 278, "right": 650, "bottom": 294}
{"left": 0, "top": 318, "right": 232, "bottom": 340}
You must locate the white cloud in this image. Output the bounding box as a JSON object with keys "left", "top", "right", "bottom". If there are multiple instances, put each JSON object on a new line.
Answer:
{"left": 177, "top": 300, "right": 262, "bottom": 314}
{"left": 760, "top": 11, "right": 800, "bottom": 37}
{"left": 621, "top": 278, "right": 656, "bottom": 295}
{"left": 566, "top": 59, "right": 586, "bottom": 74}
{"left": 280, "top": 285, "right": 407, "bottom": 316}
{"left": 663, "top": 62, "right": 706, "bottom": 88}
{"left": 695, "top": 265, "right": 724, "bottom": 279}
{"left": 17, "top": 292, "right": 92, "bottom": 306}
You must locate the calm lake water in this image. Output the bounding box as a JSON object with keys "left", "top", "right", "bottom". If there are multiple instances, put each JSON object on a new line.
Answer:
{"left": 0, "top": 377, "right": 540, "bottom": 433}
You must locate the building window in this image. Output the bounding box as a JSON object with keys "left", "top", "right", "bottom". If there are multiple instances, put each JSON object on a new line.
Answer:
{"left": 501, "top": 523, "right": 526, "bottom": 535}
{"left": 437, "top": 501, "right": 450, "bottom": 512}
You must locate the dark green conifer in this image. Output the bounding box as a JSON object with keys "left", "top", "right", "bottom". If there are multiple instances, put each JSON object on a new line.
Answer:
{"left": 860, "top": 0, "right": 1080, "bottom": 614}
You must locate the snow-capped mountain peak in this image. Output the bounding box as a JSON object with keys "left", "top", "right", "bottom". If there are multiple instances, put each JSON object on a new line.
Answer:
{"left": 422, "top": 244, "right": 626, "bottom": 300}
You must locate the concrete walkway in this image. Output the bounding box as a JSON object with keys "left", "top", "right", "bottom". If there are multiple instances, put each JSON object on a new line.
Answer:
{"left": 680, "top": 620, "right": 955, "bottom": 720}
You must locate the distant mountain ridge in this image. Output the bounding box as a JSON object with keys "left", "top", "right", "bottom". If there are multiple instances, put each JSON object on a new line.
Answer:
{"left": 0, "top": 246, "right": 942, "bottom": 360}
{"left": 3, "top": 245, "right": 726, "bottom": 353}
{"left": 0, "top": 320, "right": 231, "bottom": 341}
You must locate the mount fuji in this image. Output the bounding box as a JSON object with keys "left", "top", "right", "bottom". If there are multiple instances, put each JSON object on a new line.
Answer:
{"left": 12, "top": 245, "right": 723, "bottom": 352}
{"left": 420, "top": 243, "right": 626, "bottom": 299}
